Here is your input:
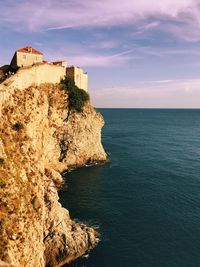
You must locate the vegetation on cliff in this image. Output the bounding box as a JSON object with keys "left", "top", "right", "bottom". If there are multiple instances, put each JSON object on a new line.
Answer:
{"left": 0, "top": 65, "right": 19, "bottom": 83}
{"left": 61, "top": 77, "right": 89, "bottom": 112}
{"left": 0, "top": 81, "right": 106, "bottom": 267}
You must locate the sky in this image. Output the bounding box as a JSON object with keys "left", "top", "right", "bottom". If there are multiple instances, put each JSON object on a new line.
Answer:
{"left": 1, "top": 0, "right": 200, "bottom": 108}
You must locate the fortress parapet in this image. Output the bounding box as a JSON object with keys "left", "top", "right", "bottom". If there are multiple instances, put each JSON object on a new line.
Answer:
{"left": 6, "top": 46, "right": 88, "bottom": 91}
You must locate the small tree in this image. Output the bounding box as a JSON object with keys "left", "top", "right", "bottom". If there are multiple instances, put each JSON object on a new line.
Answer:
{"left": 61, "top": 77, "right": 89, "bottom": 112}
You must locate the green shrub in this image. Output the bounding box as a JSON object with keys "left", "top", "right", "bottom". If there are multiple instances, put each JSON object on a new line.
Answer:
{"left": 12, "top": 122, "right": 23, "bottom": 131}
{"left": 62, "top": 77, "right": 76, "bottom": 93}
{"left": 61, "top": 77, "right": 89, "bottom": 112}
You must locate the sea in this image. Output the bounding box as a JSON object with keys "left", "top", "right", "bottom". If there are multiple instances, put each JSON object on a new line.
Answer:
{"left": 59, "top": 109, "right": 200, "bottom": 267}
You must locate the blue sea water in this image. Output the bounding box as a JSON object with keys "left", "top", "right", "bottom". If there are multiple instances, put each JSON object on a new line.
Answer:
{"left": 59, "top": 109, "right": 200, "bottom": 267}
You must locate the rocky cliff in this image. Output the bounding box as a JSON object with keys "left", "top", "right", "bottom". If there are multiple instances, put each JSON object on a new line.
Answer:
{"left": 0, "top": 70, "right": 107, "bottom": 266}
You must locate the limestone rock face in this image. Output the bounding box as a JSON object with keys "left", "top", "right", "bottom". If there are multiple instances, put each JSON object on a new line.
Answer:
{"left": 0, "top": 82, "right": 107, "bottom": 266}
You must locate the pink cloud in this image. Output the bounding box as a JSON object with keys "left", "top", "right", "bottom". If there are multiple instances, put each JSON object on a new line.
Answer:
{"left": 1, "top": 0, "right": 199, "bottom": 38}
{"left": 44, "top": 47, "right": 138, "bottom": 67}
{"left": 90, "top": 79, "right": 200, "bottom": 108}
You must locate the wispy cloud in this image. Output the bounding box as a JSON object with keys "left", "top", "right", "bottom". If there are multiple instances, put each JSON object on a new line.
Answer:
{"left": 1, "top": 0, "right": 200, "bottom": 42}
{"left": 143, "top": 21, "right": 161, "bottom": 30}
{"left": 91, "top": 79, "right": 200, "bottom": 108}
{"left": 1, "top": 1, "right": 200, "bottom": 108}
{"left": 44, "top": 47, "right": 138, "bottom": 67}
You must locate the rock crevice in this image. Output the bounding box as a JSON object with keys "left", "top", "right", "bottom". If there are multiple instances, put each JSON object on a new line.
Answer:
{"left": 0, "top": 82, "right": 106, "bottom": 266}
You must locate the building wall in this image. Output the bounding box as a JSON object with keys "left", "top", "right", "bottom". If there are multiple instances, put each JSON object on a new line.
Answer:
{"left": 66, "top": 67, "right": 88, "bottom": 91}
{"left": 4, "top": 63, "right": 66, "bottom": 90}
{"left": 53, "top": 61, "right": 67, "bottom": 68}
{"left": 16, "top": 51, "right": 43, "bottom": 67}
{"left": 65, "top": 67, "right": 74, "bottom": 82}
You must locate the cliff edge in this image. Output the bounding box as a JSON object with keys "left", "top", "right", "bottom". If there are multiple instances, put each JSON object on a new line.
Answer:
{"left": 0, "top": 65, "right": 107, "bottom": 266}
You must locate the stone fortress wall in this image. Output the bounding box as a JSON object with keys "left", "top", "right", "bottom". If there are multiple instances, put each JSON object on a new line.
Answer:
{"left": 66, "top": 66, "right": 88, "bottom": 91}
{"left": 7, "top": 46, "right": 88, "bottom": 92}
{"left": 0, "top": 63, "right": 66, "bottom": 116}
{"left": 3, "top": 63, "right": 66, "bottom": 91}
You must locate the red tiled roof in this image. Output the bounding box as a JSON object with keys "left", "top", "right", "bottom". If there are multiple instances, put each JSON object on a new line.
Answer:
{"left": 17, "top": 46, "right": 43, "bottom": 55}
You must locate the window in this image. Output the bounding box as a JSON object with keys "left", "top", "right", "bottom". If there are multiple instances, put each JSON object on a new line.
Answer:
{"left": 23, "top": 55, "right": 26, "bottom": 59}
{"left": 35, "top": 56, "right": 37, "bottom": 60}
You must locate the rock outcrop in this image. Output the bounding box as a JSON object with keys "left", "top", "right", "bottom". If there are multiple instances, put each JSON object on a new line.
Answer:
{"left": 0, "top": 69, "right": 107, "bottom": 266}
